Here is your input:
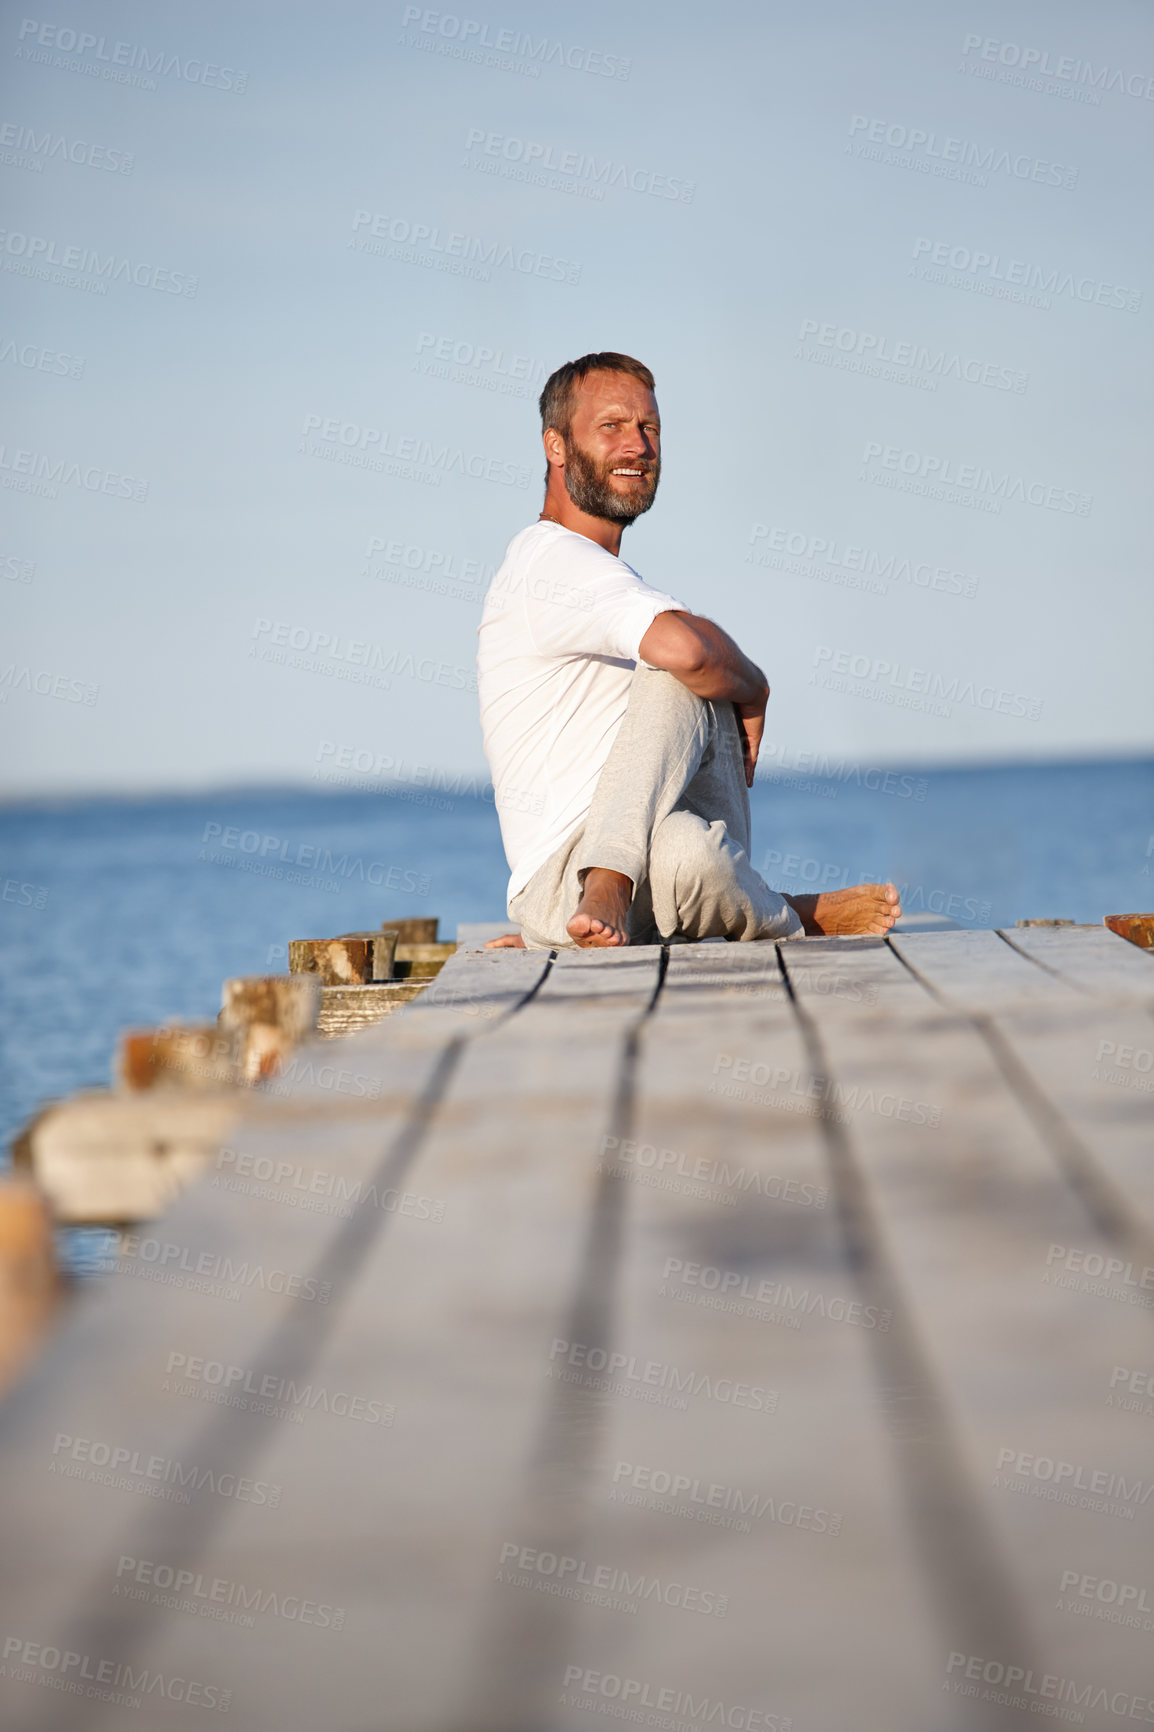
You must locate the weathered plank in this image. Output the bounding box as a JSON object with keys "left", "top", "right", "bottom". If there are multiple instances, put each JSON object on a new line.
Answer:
{"left": 0, "top": 1083, "right": 446, "bottom": 1728}
{"left": 543, "top": 949, "right": 954, "bottom": 1732}
{"left": 655, "top": 936, "right": 789, "bottom": 1011}
{"left": 781, "top": 932, "right": 934, "bottom": 1015}
{"left": 985, "top": 1001, "right": 1154, "bottom": 1251}
{"left": 890, "top": 929, "right": 1085, "bottom": 1008}
{"left": 316, "top": 980, "right": 427, "bottom": 1040}
{"left": 538, "top": 944, "right": 662, "bottom": 1000}
{"left": 2, "top": 930, "right": 1152, "bottom": 1732}
{"left": 379, "top": 947, "right": 553, "bottom": 1046}
{"left": 457, "top": 922, "right": 520, "bottom": 950}
{"left": 0, "top": 949, "right": 659, "bottom": 1732}
{"left": 1002, "top": 925, "right": 1154, "bottom": 1001}
{"left": 780, "top": 944, "right": 1154, "bottom": 1708}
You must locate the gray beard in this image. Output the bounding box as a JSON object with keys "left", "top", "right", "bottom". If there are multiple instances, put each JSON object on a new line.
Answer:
{"left": 563, "top": 439, "right": 659, "bottom": 525}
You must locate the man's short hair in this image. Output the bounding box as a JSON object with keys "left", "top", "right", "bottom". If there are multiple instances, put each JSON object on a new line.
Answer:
{"left": 539, "top": 352, "right": 655, "bottom": 441}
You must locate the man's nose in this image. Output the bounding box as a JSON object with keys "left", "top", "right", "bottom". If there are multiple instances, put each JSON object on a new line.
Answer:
{"left": 619, "top": 426, "right": 656, "bottom": 459}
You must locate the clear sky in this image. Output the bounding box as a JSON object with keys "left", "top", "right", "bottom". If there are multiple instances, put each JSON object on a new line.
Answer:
{"left": 2, "top": 0, "right": 1152, "bottom": 795}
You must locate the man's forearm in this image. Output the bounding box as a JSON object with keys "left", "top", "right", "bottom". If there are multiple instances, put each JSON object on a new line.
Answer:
{"left": 639, "top": 611, "right": 768, "bottom": 704}
{"left": 677, "top": 616, "right": 768, "bottom": 703}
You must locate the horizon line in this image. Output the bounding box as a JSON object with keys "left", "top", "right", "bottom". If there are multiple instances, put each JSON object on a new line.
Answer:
{"left": 0, "top": 749, "right": 1151, "bottom": 810}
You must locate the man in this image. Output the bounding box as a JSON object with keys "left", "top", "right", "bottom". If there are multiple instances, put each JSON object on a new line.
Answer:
{"left": 477, "top": 351, "right": 901, "bottom": 949}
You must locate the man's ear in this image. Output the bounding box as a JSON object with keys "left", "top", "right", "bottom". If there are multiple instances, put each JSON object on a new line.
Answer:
{"left": 543, "top": 428, "right": 566, "bottom": 469}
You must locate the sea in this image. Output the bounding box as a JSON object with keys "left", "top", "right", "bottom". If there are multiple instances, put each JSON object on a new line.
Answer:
{"left": 1, "top": 757, "right": 1150, "bottom": 1204}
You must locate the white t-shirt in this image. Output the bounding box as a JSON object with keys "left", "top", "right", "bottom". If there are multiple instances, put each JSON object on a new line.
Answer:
{"left": 477, "top": 520, "right": 685, "bottom": 904}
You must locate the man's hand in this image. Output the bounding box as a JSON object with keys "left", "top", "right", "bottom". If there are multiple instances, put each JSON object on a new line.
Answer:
{"left": 735, "top": 696, "right": 765, "bottom": 788}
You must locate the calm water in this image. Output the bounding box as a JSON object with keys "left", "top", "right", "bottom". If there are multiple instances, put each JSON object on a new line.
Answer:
{"left": 1, "top": 758, "right": 1151, "bottom": 1163}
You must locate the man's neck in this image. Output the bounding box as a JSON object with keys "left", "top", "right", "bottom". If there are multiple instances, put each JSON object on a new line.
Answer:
{"left": 538, "top": 490, "right": 624, "bottom": 556}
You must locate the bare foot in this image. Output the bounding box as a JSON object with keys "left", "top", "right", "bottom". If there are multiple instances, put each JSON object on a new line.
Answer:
{"left": 484, "top": 933, "right": 526, "bottom": 949}
{"left": 784, "top": 883, "right": 902, "bottom": 936}
{"left": 566, "top": 868, "right": 632, "bottom": 948}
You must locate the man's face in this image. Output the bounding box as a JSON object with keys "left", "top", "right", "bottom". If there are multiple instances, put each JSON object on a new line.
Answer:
{"left": 558, "top": 370, "right": 661, "bottom": 525}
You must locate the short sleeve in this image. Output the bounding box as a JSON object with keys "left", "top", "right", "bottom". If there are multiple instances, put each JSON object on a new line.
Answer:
{"left": 523, "top": 530, "right": 685, "bottom": 662}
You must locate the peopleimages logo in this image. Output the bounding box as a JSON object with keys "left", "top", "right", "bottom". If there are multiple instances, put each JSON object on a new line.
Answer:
{"left": 811, "top": 645, "right": 1043, "bottom": 722}
{"left": 945, "top": 1651, "right": 1154, "bottom": 1722}
{"left": 0, "top": 118, "right": 134, "bottom": 173}
{"left": 1, "top": 550, "right": 36, "bottom": 581}
{"left": 364, "top": 534, "right": 493, "bottom": 588}
{"left": 611, "top": 1460, "right": 843, "bottom": 1539}
{"left": 14, "top": 17, "right": 247, "bottom": 91}
{"left": 114, "top": 1553, "right": 346, "bottom": 1633}
{"left": 796, "top": 319, "right": 1027, "bottom": 394}
{"left": 547, "top": 1337, "right": 778, "bottom": 1415}
{"left": 350, "top": 208, "right": 581, "bottom": 285}
{"left": 463, "top": 128, "right": 695, "bottom": 202}
{"left": 961, "top": 34, "right": 1154, "bottom": 102}
{"left": 0, "top": 336, "right": 85, "bottom": 378}
{"left": 0, "top": 664, "right": 98, "bottom": 705}
{"left": 559, "top": 1667, "right": 791, "bottom": 1730}
{"left": 400, "top": 7, "right": 631, "bottom": 79}
{"left": 1, "top": 1636, "right": 230, "bottom": 1713}
{"left": 748, "top": 523, "right": 978, "bottom": 599}
{"left": 910, "top": 236, "right": 1140, "bottom": 313}
{"left": 993, "top": 1445, "right": 1154, "bottom": 1523}
{"left": 49, "top": 1431, "right": 282, "bottom": 1508}
{"left": 413, "top": 330, "right": 548, "bottom": 397}
{"left": 300, "top": 412, "right": 530, "bottom": 489}
{"left": 860, "top": 441, "right": 1091, "bottom": 516}
{"left": 164, "top": 1350, "right": 393, "bottom": 1426}
{"left": 0, "top": 441, "right": 147, "bottom": 501}
{"left": 599, "top": 1133, "right": 829, "bottom": 1208}
{"left": 496, "top": 1541, "right": 727, "bottom": 1617}
{"left": 660, "top": 1253, "right": 894, "bottom": 1327}
{"left": 847, "top": 113, "right": 1078, "bottom": 188}
{"left": 0, "top": 227, "right": 198, "bottom": 295}
{"left": 1057, "top": 1566, "right": 1154, "bottom": 1630}
{"left": 756, "top": 742, "right": 928, "bottom": 802}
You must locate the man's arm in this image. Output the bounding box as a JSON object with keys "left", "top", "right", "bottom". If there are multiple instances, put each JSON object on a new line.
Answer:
{"left": 637, "top": 610, "right": 768, "bottom": 786}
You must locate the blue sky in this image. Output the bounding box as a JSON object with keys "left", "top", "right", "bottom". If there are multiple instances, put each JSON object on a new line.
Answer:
{"left": 2, "top": 0, "right": 1152, "bottom": 794}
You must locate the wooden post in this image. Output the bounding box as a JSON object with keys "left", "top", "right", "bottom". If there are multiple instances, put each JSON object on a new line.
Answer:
{"left": 288, "top": 930, "right": 397, "bottom": 985}
{"left": 380, "top": 916, "right": 439, "bottom": 945}
{"left": 219, "top": 975, "right": 322, "bottom": 1082}
{"left": 392, "top": 941, "right": 458, "bottom": 979}
{"left": 116, "top": 1024, "right": 239, "bottom": 1091}
{"left": 11, "top": 1093, "right": 246, "bottom": 1226}
{"left": 0, "top": 1179, "right": 59, "bottom": 1398}
{"left": 1104, "top": 913, "right": 1154, "bottom": 950}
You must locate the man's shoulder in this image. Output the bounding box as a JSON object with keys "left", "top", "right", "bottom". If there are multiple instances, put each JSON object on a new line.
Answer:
{"left": 506, "top": 520, "right": 621, "bottom": 563}
{"left": 490, "top": 522, "right": 633, "bottom": 595}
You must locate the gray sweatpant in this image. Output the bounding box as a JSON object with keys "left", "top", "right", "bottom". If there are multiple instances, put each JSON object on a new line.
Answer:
{"left": 510, "top": 664, "right": 804, "bottom": 949}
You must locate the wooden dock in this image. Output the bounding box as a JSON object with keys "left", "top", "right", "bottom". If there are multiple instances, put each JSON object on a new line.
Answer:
{"left": 0, "top": 924, "right": 1152, "bottom": 1731}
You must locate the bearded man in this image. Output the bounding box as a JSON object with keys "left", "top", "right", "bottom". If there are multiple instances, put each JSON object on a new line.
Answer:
{"left": 477, "top": 352, "right": 901, "bottom": 949}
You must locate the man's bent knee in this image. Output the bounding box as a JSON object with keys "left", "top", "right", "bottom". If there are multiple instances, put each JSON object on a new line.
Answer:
{"left": 631, "top": 662, "right": 707, "bottom": 709}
